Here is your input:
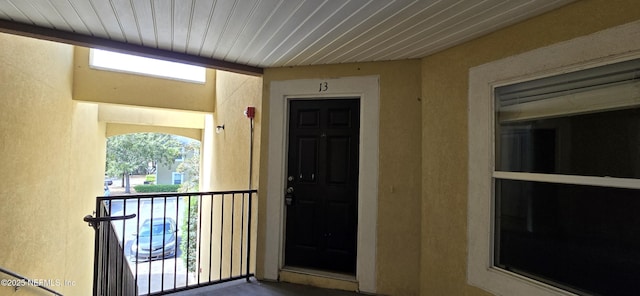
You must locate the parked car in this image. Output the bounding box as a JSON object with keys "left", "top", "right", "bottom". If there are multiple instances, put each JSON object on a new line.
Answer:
{"left": 130, "top": 217, "right": 177, "bottom": 261}
{"left": 104, "top": 177, "right": 113, "bottom": 186}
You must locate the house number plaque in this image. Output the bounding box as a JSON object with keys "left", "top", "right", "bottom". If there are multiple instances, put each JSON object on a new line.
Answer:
{"left": 319, "top": 82, "right": 328, "bottom": 92}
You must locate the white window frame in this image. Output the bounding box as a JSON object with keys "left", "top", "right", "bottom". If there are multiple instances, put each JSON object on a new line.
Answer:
{"left": 176, "top": 147, "right": 185, "bottom": 162}
{"left": 468, "top": 20, "right": 640, "bottom": 296}
{"left": 172, "top": 172, "right": 183, "bottom": 185}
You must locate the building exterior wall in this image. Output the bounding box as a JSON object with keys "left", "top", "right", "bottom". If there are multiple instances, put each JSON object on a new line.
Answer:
{"left": 258, "top": 60, "right": 422, "bottom": 296}
{"left": 198, "top": 70, "right": 262, "bottom": 283}
{"left": 156, "top": 156, "right": 181, "bottom": 185}
{"left": 420, "top": 1, "right": 640, "bottom": 295}
{"left": 67, "top": 101, "right": 106, "bottom": 294}
{"left": 0, "top": 33, "right": 104, "bottom": 295}
{"left": 155, "top": 143, "right": 196, "bottom": 186}
{"left": 208, "top": 70, "right": 262, "bottom": 191}
{"left": 73, "top": 47, "right": 216, "bottom": 113}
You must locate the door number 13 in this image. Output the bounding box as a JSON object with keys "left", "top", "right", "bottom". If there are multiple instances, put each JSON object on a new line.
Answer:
{"left": 318, "top": 82, "right": 328, "bottom": 92}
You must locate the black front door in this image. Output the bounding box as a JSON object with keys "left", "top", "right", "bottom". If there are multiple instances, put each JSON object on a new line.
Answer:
{"left": 284, "top": 98, "right": 360, "bottom": 274}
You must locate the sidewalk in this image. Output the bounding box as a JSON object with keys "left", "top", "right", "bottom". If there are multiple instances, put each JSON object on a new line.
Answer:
{"left": 108, "top": 175, "right": 147, "bottom": 195}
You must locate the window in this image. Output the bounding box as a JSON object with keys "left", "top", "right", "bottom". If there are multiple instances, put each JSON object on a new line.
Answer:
{"left": 172, "top": 172, "right": 183, "bottom": 185}
{"left": 175, "top": 147, "right": 185, "bottom": 162}
{"left": 89, "top": 49, "right": 206, "bottom": 83}
{"left": 494, "top": 58, "right": 640, "bottom": 295}
{"left": 468, "top": 21, "right": 640, "bottom": 296}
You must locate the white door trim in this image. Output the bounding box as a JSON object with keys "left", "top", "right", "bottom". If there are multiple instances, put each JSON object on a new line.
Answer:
{"left": 265, "top": 76, "right": 379, "bottom": 294}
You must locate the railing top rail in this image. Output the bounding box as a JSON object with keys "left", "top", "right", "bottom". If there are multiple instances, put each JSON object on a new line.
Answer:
{"left": 98, "top": 189, "right": 258, "bottom": 200}
{"left": 0, "top": 266, "right": 63, "bottom": 296}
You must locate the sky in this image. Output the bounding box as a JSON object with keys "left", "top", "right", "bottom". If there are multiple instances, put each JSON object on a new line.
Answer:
{"left": 90, "top": 49, "right": 206, "bottom": 83}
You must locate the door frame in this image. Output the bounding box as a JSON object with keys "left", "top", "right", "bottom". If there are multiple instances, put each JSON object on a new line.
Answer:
{"left": 265, "top": 76, "right": 379, "bottom": 294}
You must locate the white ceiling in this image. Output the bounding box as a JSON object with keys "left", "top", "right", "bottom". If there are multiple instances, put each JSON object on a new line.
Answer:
{"left": 0, "top": 0, "right": 574, "bottom": 72}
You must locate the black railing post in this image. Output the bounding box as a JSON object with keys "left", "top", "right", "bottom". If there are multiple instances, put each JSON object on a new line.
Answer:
{"left": 197, "top": 194, "right": 203, "bottom": 285}
{"left": 219, "top": 194, "right": 225, "bottom": 280}
{"left": 186, "top": 195, "right": 192, "bottom": 287}
{"left": 246, "top": 192, "right": 252, "bottom": 281}
{"left": 230, "top": 194, "right": 235, "bottom": 278}
{"left": 208, "top": 194, "right": 214, "bottom": 283}
{"left": 91, "top": 199, "right": 101, "bottom": 296}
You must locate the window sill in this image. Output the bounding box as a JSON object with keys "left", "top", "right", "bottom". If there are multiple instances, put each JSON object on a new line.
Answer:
{"left": 469, "top": 267, "right": 578, "bottom": 296}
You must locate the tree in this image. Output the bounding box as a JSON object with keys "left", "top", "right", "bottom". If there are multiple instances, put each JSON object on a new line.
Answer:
{"left": 176, "top": 141, "right": 200, "bottom": 193}
{"left": 176, "top": 141, "right": 200, "bottom": 270}
{"left": 106, "top": 133, "right": 182, "bottom": 193}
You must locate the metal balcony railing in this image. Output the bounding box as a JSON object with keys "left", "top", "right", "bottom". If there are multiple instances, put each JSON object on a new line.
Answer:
{"left": 85, "top": 190, "right": 257, "bottom": 296}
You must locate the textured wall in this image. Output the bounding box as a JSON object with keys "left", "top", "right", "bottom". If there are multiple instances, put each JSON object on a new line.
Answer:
{"left": 258, "top": 60, "right": 422, "bottom": 296}
{"left": 0, "top": 33, "right": 104, "bottom": 295}
{"left": 209, "top": 70, "right": 262, "bottom": 191}
{"left": 197, "top": 70, "right": 262, "bottom": 283}
{"left": 73, "top": 47, "right": 216, "bottom": 113}
{"left": 420, "top": 1, "right": 640, "bottom": 295}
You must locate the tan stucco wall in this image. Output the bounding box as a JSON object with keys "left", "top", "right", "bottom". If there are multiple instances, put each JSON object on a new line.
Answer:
{"left": 0, "top": 33, "right": 104, "bottom": 295}
{"left": 67, "top": 101, "right": 106, "bottom": 293}
{"left": 198, "top": 70, "right": 262, "bottom": 282}
{"left": 73, "top": 47, "right": 216, "bottom": 113}
{"left": 209, "top": 70, "right": 262, "bottom": 191}
{"left": 420, "top": 1, "right": 640, "bottom": 295}
{"left": 258, "top": 60, "right": 422, "bottom": 296}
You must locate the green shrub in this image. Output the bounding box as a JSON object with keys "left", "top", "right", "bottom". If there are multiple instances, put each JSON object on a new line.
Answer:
{"left": 133, "top": 184, "right": 180, "bottom": 193}
{"left": 181, "top": 197, "right": 198, "bottom": 272}
{"left": 145, "top": 174, "right": 156, "bottom": 183}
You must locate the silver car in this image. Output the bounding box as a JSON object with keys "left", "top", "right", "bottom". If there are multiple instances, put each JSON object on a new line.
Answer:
{"left": 130, "top": 217, "right": 177, "bottom": 261}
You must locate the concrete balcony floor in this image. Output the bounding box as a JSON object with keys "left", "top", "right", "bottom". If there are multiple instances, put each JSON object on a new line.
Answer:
{"left": 170, "top": 279, "right": 366, "bottom": 296}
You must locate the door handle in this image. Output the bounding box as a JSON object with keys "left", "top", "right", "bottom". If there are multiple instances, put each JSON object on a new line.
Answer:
{"left": 285, "top": 187, "right": 294, "bottom": 206}
{"left": 84, "top": 213, "right": 136, "bottom": 230}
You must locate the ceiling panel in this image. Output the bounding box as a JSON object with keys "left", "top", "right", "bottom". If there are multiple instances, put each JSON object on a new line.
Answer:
{"left": 0, "top": 1, "right": 34, "bottom": 25}
{"left": 8, "top": 1, "right": 53, "bottom": 27}
{"left": 111, "top": 0, "right": 142, "bottom": 45}
{"left": 212, "top": 0, "right": 260, "bottom": 59}
{"left": 261, "top": 0, "right": 353, "bottom": 66}
{"left": 66, "top": 0, "right": 108, "bottom": 38}
{"left": 0, "top": 0, "right": 575, "bottom": 74}
{"left": 47, "top": 0, "right": 90, "bottom": 35}
{"left": 226, "top": 0, "right": 284, "bottom": 64}
{"left": 320, "top": 0, "right": 458, "bottom": 65}
{"left": 25, "top": 0, "right": 72, "bottom": 31}
{"left": 243, "top": 0, "right": 313, "bottom": 65}
{"left": 289, "top": 0, "right": 401, "bottom": 66}
{"left": 172, "top": 0, "right": 193, "bottom": 53}
{"left": 151, "top": 0, "right": 172, "bottom": 49}
{"left": 185, "top": 0, "right": 215, "bottom": 56}
{"left": 394, "top": 0, "right": 567, "bottom": 60}
{"left": 354, "top": 0, "right": 500, "bottom": 62}
{"left": 298, "top": 0, "right": 436, "bottom": 66}
{"left": 198, "top": 0, "right": 239, "bottom": 58}
{"left": 278, "top": 0, "right": 392, "bottom": 66}
{"left": 130, "top": 0, "right": 155, "bottom": 47}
